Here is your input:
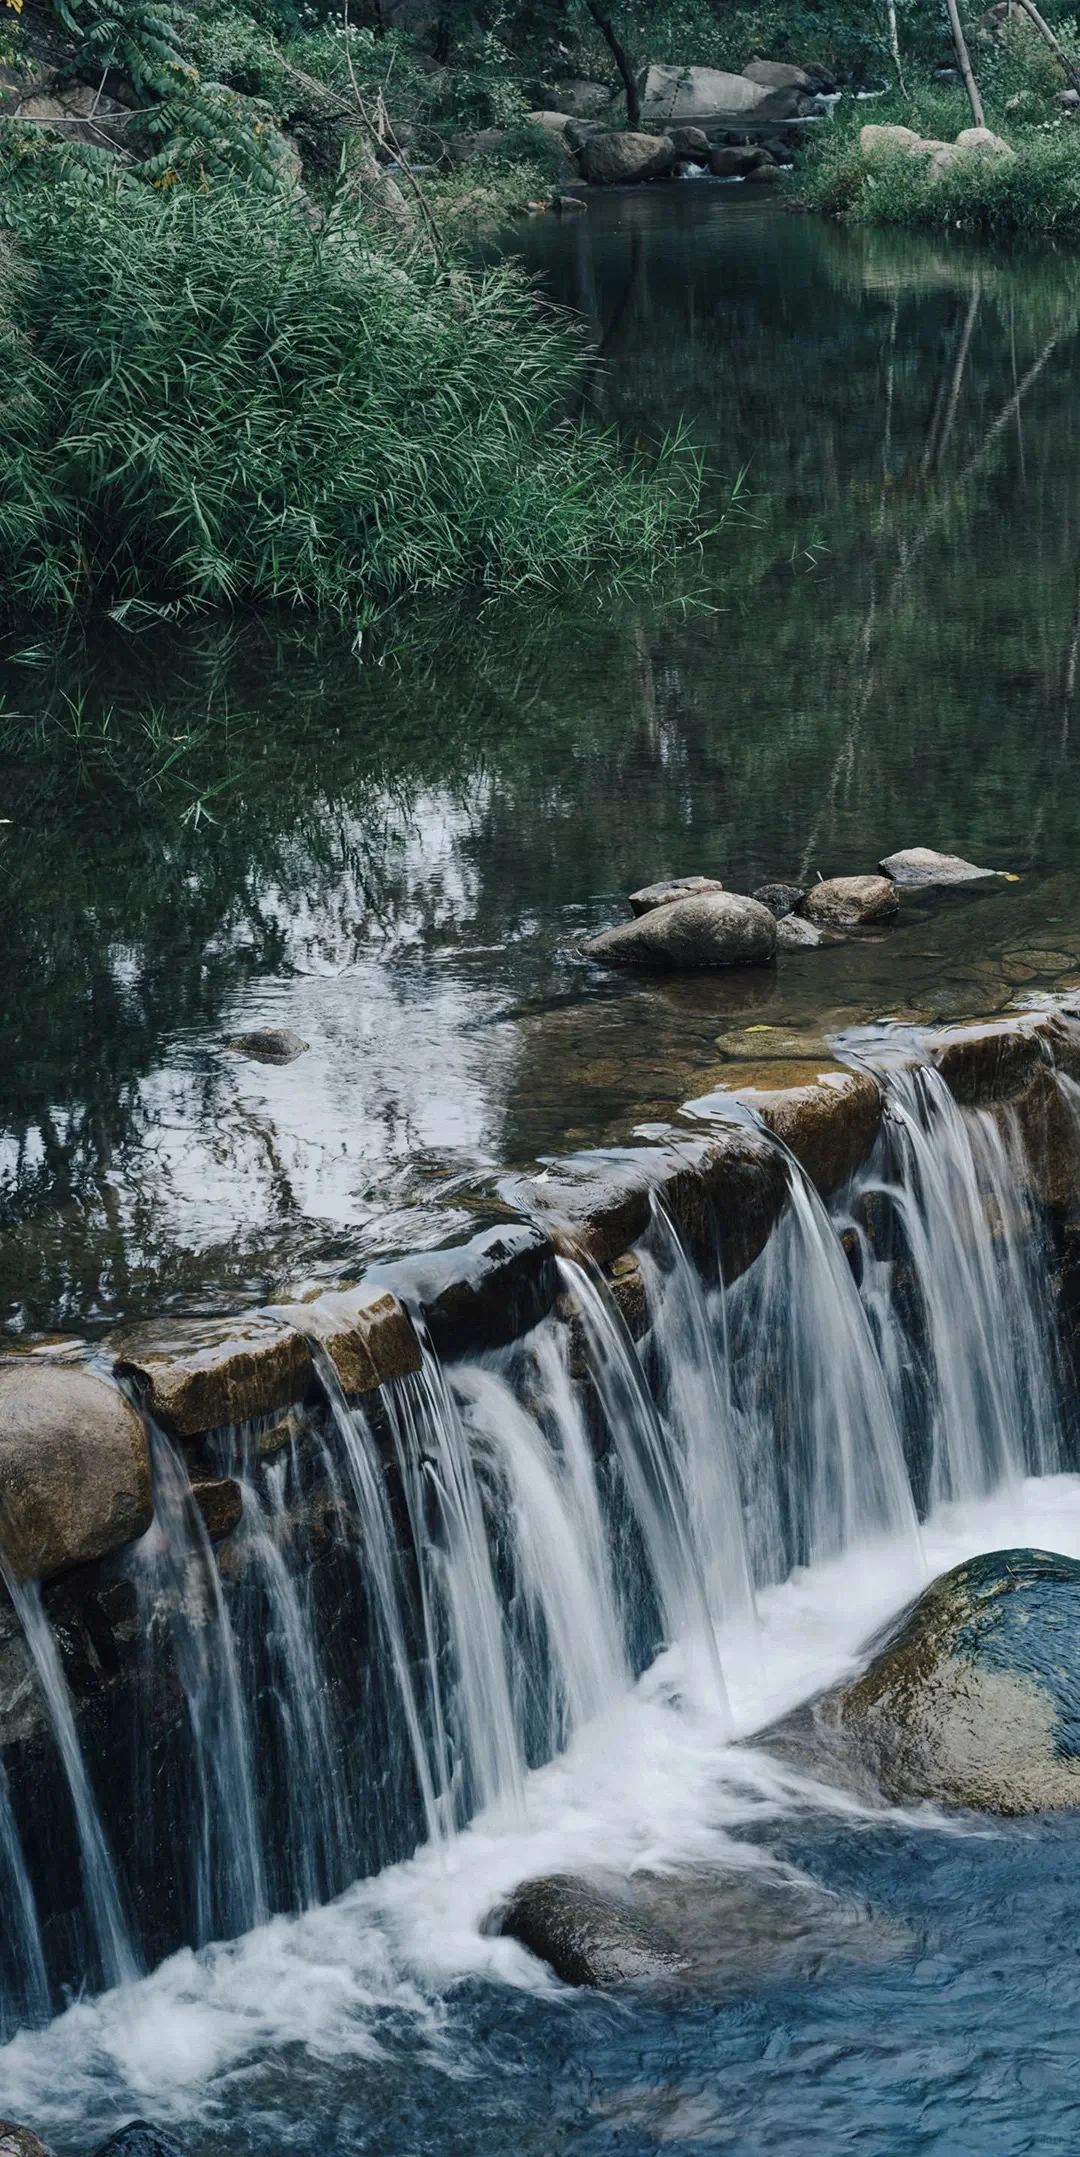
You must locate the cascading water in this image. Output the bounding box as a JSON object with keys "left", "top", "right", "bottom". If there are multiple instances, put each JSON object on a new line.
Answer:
{"left": 0, "top": 1044, "right": 1074, "bottom": 2034}
{"left": 848, "top": 1058, "right": 1063, "bottom": 1508}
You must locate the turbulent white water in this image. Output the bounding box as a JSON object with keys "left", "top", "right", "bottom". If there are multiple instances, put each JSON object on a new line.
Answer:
{"left": 4, "top": 1472, "right": 1080, "bottom": 2143}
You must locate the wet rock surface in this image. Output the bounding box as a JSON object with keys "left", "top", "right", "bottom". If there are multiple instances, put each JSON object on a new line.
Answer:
{"left": 585, "top": 892, "right": 776, "bottom": 971}
{"left": 801, "top": 876, "right": 899, "bottom": 928}
{"left": 628, "top": 875, "right": 724, "bottom": 916}
{"left": 879, "top": 846, "right": 994, "bottom": 887}
{"left": 727, "top": 1061, "right": 884, "bottom": 1197}
{"left": 111, "top": 1313, "right": 312, "bottom": 1437}
{"left": 759, "top": 1549, "right": 1080, "bottom": 1813}
{"left": 89, "top": 2126, "right": 187, "bottom": 2157}
{"left": 0, "top": 2124, "right": 56, "bottom": 2157}
{"left": 929, "top": 1016, "right": 1045, "bottom": 1105}
{"left": 270, "top": 1284, "right": 422, "bottom": 1394}
{"left": 497, "top": 1864, "right": 903, "bottom": 1991}
{"left": 0, "top": 1367, "right": 152, "bottom": 1583}
{"left": 377, "top": 1223, "right": 557, "bottom": 1354}
{"left": 776, "top": 913, "right": 836, "bottom": 950}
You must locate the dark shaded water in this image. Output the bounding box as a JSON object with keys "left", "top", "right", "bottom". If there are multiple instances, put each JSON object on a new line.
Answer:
{"left": 3, "top": 194, "right": 1080, "bottom": 1332}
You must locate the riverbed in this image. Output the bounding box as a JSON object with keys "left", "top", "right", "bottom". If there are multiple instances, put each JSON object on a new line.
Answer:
{"left": 3, "top": 191, "right": 1080, "bottom": 2157}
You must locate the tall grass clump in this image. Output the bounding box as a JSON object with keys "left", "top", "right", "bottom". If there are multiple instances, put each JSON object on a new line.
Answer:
{"left": 0, "top": 175, "right": 696, "bottom": 622}
{"left": 800, "top": 104, "right": 1080, "bottom": 237}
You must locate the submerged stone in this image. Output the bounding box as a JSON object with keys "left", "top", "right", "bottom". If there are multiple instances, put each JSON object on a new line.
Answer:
{"left": 802, "top": 875, "right": 898, "bottom": 927}
{"left": 585, "top": 892, "right": 776, "bottom": 970}
{"left": 0, "top": 1365, "right": 152, "bottom": 1582}
{"left": 759, "top": 1548, "right": 1080, "bottom": 1813}
{"left": 775, "top": 913, "right": 835, "bottom": 949}
{"left": 879, "top": 846, "right": 994, "bottom": 887}
{"left": 224, "top": 1028, "right": 308, "bottom": 1063}
{"left": 112, "top": 1313, "right": 312, "bottom": 1438}
{"left": 90, "top": 2127, "right": 187, "bottom": 2157}
{"left": 497, "top": 1864, "right": 904, "bottom": 1992}
{"left": 628, "top": 874, "right": 724, "bottom": 916}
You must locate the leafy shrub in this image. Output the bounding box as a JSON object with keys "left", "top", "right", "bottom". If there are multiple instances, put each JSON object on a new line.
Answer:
{"left": 801, "top": 115, "right": 1080, "bottom": 235}
{"left": 0, "top": 177, "right": 696, "bottom": 621}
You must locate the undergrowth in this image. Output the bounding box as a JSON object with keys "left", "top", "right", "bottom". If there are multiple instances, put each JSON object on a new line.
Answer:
{"left": 0, "top": 175, "right": 699, "bottom": 623}
{"left": 799, "top": 94, "right": 1080, "bottom": 236}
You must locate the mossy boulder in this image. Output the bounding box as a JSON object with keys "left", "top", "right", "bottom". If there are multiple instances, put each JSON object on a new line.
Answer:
{"left": 760, "top": 1549, "right": 1080, "bottom": 1814}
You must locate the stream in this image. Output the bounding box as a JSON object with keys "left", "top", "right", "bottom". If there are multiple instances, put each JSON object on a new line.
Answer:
{"left": 2, "top": 193, "right": 1080, "bottom": 2154}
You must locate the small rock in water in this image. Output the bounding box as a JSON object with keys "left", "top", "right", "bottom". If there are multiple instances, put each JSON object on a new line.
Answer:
{"left": 225, "top": 1028, "right": 309, "bottom": 1064}
{"left": 0, "top": 2125, "right": 56, "bottom": 2157}
{"left": 752, "top": 881, "right": 804, "bottom": 919}
{"left": 585, "top": 892, "right": 776, "bottom": 970}
{"left": 801, "top": 875, "right": 898, "bottom": 927}
{"left": 628, "top": 874, "right": 724, "bottom": 916}
{"left": 776, "top": 914, "right": 833, "bottom": 949}
{"left": 498, "top": 1874, "right": 685, "bottom": 1987}
{"left": 90, "top": 2125, "right": 187, "bottom": 2157}
{"left": 879, "top": 846, "right": 994, "bottom": 887}
{"left": 759, "top": 1548, "right": 1080, "bottom": 1813}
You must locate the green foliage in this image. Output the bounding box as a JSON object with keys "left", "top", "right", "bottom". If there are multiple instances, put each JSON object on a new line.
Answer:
{"left": 800, "top": 110, "right": 1080, "bottom": 236}
{"left": 0, "top": 177, "right": 697, "bottom": 623}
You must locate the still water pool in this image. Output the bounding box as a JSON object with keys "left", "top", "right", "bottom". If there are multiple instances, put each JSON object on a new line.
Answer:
{"left": 3, "top": 195, "right": 1080, "bottom": 1334}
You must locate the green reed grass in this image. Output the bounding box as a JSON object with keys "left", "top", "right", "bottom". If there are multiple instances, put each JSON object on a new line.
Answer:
{"left": 0, "top": 176, "right": 697, "bottom": 622}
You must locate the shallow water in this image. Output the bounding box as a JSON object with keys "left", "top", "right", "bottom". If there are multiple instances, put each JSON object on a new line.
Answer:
{"left": 4, "top": 198, "right": 1080, "bottom": 1330}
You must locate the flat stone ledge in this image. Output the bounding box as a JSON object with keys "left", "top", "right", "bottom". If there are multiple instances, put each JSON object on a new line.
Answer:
{"left": 269, "top": 1284, "right": 422, "bottom": 1395}
{"left": 374, "top": 1223, "right": 558, "bottom": 1356}
{"left": 720, "top": 1061, "right": 884, "bottom": 1198}
{"left": 110, "top": 1313, "right": 313, "bottom": 1439}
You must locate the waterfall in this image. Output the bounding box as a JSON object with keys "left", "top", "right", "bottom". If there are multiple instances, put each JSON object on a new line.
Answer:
{"left": 1, "top": 1571, "right": 137, "bottom": 1993}
{"left": 0, "top": 1043, "right": 1073, "bottom": 2023}
{"left": 134, "top": 1425, "right": 267, "bottom": 1946}
{"left": 849, "top": 1061, "right": 1063, "bottom": 1507}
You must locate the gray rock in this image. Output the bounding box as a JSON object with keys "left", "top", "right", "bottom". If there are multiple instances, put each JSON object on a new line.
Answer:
{"left": 742, "top": 59, "right": 813, "bottom": 90}
{"left": 447, "top": 127, "right": 506, "bottom": 163}
{"left": 879, "top": 846, "right": 994, "bottom": 887}
{"left": 225, "top": 1028, "right": 308, "bottom": 1063}
{"left": 0, "top": 1366, "right": 152, "bottom": 1583}
{"left": 801, "top": 875, "right": 899, "bottom": 927}
{"left": 776, "top": 913, "right": 830, "bottom": 949}
{"left": 669, "top": 124, "right": 710, "bottom": 159}
{"left": 585, "top": 892, "right": 776, "bottom": 969}
{"left": 579, "top": 130, "right": 675, "bottom": 183}
{"left": 955, "top": 124, "right": 1014, "bottom": 155}
{"left": 640, "top": 63, "right": 773, "bottom": 124}
{"left": 0, "top": 2125, "right": 56, "bottom": 2157}
{"left": 628, "top": 874, "right": 725, "bottom": 915}
{"left": 746, "top": 160, "right": 782, "bottom": 182}
{"left": 111, "top": 1313, "right": 312, "bottom": 1438}
{"left": 758, "top": 1548, "right": 1080, "bottom": 1814}
{"left": 752, "top": 881, "right": 805, "bottom": 918}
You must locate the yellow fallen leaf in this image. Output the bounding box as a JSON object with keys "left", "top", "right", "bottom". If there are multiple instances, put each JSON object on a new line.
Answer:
{"left": 999, "top": 872, "right": 1020, "bottom": 882}
{"left": 745, "top": 1025, "right": 775, "bottom": 1032}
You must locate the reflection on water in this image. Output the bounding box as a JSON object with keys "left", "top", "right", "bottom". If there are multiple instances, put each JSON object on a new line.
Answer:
{"left": 4, "top": 197, "right": 1080, "bottom": 1329}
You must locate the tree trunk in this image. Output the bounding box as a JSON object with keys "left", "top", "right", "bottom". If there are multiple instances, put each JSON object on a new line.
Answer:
{"left": 943, "top": 0, "right": 986, "bottom": 127}
{"left": 582, "top": 0, "right": 640, "bottom": 129}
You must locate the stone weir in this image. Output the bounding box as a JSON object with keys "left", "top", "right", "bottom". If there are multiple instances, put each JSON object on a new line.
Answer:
{"left": 0, "top": 1005, "right": 1079, "bottom": 2014}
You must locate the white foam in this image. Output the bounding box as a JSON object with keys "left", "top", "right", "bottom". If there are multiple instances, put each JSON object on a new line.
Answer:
{"left": 6, "top": 1473, "right": 1080, "bottom": 2139}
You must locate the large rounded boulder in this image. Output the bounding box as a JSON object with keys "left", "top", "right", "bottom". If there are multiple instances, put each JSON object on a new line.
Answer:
{"left": 0, "top": 1364, "right": 152, "bottom": 1582}
{"left": 801, "top": 875, "right": 898, "bottom": 928}
{"left": 759, "top": 1549, "right": 1080, "bottom": 1814}
{"left": 584, "top": 892, "right": 776, "bottom": 970}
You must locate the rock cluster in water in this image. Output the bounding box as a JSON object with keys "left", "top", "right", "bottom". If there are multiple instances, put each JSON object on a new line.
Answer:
{"left": 0, "top": 2124, "right": 185, "bottom": 2157}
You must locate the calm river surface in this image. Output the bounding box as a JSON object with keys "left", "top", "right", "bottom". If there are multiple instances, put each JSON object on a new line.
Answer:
{"left": 3, "top": 191, "right": 1080, "bottom": 2157}
{"left": 3, "top": 193, "right": 1080, "bottom": 1333}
